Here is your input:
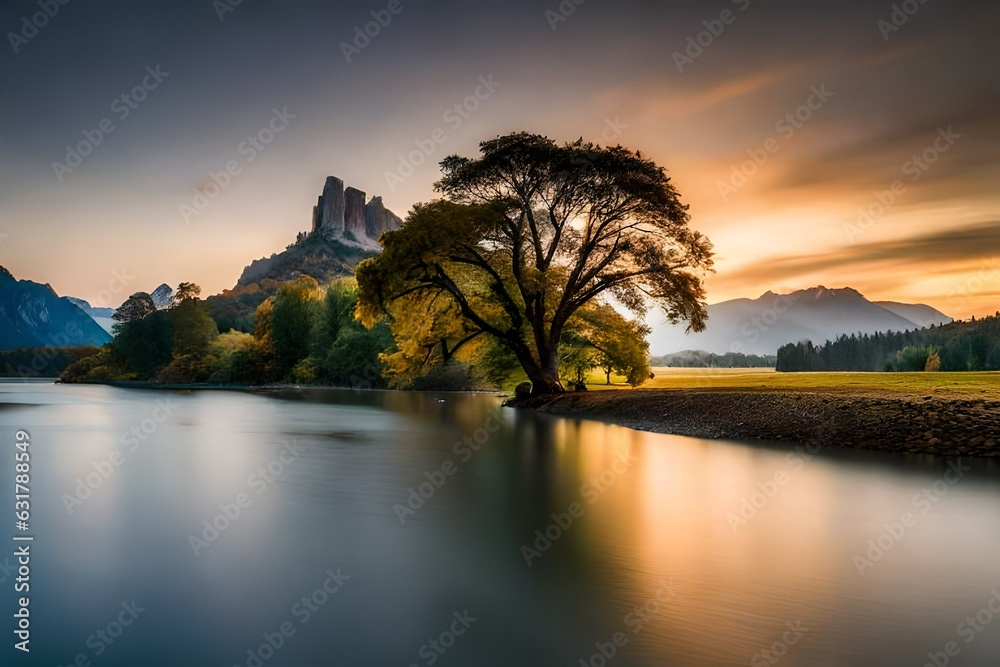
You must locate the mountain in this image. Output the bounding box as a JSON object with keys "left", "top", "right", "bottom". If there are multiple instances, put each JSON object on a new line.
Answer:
{"left": 236, "top": 176, "right": 402, "bottom": 287}
{"left": 66, "top": 287, "right": 173, "bottom": 334}
{"left": 151, "top": 284, "right": 174, "bottom": 309}
{"left": 647, "top": 286, "right": 950, "bottom": 356}
{"left": 65, "top": 297, "right": 115, "bottom": 334}
{"left": 0, "top": 266, "right": 113, "bottom": 350}
{"left": 873, "top": 301, "right": 952, "bottom": 328}
{"left": 206, "top": 176, "right": 403, "bottom": 332}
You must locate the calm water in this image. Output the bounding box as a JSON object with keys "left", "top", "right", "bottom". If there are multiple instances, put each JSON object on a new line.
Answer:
{"left": 2, "top": 381, "right": 1000, "bottom": 666}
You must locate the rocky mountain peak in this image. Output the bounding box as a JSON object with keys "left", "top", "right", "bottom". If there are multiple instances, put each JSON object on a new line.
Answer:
{"left": 151, "top": 284, "right": 174, "bottom": 309}
{"left": 310, "top": 176, "right": 402, "bottom": 250}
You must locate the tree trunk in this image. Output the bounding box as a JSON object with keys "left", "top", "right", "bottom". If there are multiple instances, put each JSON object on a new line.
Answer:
{"left": 605, "top": 369, "right": 611, "bottom": 385}
{"left": 523, "top": 348, "right": 565, "bottom": 396}
{"left": 529, "top": 370, "right": 565, "bottom": 395}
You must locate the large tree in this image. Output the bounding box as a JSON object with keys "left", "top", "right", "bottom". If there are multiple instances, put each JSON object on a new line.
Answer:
{"left": 357, "top": 132, "right": 713, "bottom": 394}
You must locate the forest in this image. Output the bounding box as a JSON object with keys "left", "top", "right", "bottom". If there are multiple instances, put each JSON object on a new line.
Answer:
{"left": 776, "top": 313, "right": 1000, "bottom": 372}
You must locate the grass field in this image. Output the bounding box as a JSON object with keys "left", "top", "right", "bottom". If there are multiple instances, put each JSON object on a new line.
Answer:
{"left": 585, "top": 367, "right": 1000, "bottom": 397}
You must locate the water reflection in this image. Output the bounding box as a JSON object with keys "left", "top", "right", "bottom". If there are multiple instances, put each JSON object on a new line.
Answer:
{"left": 1, "top": 382, "right": 999, "bottom": 666}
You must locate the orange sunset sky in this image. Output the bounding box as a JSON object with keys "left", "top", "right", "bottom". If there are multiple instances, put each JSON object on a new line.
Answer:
{"left": 1, "top": 0, "right": 997, "bottom": 319}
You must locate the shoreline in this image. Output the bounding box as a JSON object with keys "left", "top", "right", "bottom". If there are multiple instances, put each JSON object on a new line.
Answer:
{"left": 508, "top": 388, "right": 1000, "bottom": 457}
{"left": 20, "top": 378, "right": 999, "bottom": 457}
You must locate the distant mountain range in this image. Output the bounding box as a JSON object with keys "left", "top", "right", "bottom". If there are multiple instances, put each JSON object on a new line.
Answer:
{"left": 0, "top": 266, "right": 113, "bottom": 350}
{"left": 64, "top": 297, "right": 115, "bottom": 334}
{"left": 647, "top": 286, "right": 953, "bottom": 356}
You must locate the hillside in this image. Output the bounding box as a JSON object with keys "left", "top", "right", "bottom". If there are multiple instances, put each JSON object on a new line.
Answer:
{"left": 873, "top": 301, "right": 952, "bottom": 327}
{"left": 647, "top": 286, "right": 947, "bottom": 356}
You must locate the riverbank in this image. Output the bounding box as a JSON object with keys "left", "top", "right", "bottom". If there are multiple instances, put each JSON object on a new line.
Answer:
{"left": 509, "top": 387, "right": 1000, "bottom": 457}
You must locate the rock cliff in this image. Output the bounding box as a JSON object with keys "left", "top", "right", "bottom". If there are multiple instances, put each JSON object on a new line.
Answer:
{"left": 208, "top": 177, "right": 404, "bottom": 332}
{"left": 309, "top": 176, "right": 402, "bottom": 250}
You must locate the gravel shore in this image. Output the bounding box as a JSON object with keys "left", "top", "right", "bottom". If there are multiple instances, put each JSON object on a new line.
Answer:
{"left": 508, "top": 388, "right": 1000, "bottom": 457}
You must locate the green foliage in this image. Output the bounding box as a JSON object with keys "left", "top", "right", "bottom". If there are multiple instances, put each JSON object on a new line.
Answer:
{"left": 376, "top": 289, "right": 485, "bottom": 389}
{"left": 289, "top": 357, "right": 320, "bottom": 384}
{"left": 110, "top": 310, "right": 174, "bottom": 377}
{"left": 472, "top": 335, "right": 527, "bottom": 390}
{"left": 206, "top": 331, "right": 254, "bottom": 380}
{"left": 175, "top": 282, "right": 201, "bottom": 302}
{"left": 156, "top": 353, "right": 219, "bottom": 384}
{"left": 560, "top": 337, "right": 596, "bottom": 386}
{"left": 777, "top": 313, "right": 1000, "bottom": 372}
{"left": 204, "top": 279, "right": 284, "bottom": 334}
{"left": 88, "top": 277, "right": 395, "bottom": 388}
{"left": 2, "top": 346, "right": 102, "bottom": 378}
{"left": 170, "top": 298, "right": 219, "bottom": 357}
{"left": 319, "top": 322, "right": 392, "bottom": 388}
{"left": 886, "top": 346, "right": 938, "bottom": 372}
{"left": 268, "top": 276, "right": 322, "bottom": 376}
{"left": 210, "top": 331, "right": 275, "bottom": 385}
{"left": 59, "top": 347, "right": 130, "bottom": 383}
{"left": 558, "top": 302, "right": 651, "bottom": 387}
{"left": 315, "top": 279, "right": 359, "bottom": 352}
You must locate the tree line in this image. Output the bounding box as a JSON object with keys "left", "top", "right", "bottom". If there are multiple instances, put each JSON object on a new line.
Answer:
{"left": 650, "top": 350, "right": 776, "bottom": 368}
{"left": 61, "top": 279, "right": 392, "bottom": 387}
{"left": 1, "top": 346, "right": 101, "bottom": 378}
{"left": 60, "top": 276, "right": 654, "bottom": 391}
{"left": 776, "top": 313, "right": 1000, "bottom": 372}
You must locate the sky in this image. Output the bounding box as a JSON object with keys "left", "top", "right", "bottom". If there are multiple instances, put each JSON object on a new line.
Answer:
{"left": 1, "top": 0, "right": 998, "bottom": 319}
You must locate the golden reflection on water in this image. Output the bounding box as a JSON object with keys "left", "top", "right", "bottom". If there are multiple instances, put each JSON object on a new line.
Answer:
{"left": 556, "top": 419, "right": 866, "bottom": 664}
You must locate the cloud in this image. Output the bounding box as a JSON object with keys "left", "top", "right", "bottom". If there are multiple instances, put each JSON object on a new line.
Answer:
{"left": 718, "top": 220, "right": 1000, "bottom": 292}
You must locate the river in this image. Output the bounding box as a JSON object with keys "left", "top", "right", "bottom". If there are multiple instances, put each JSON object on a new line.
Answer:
{"left": 1, "top": 381, "right": 999, "bottom": 666}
